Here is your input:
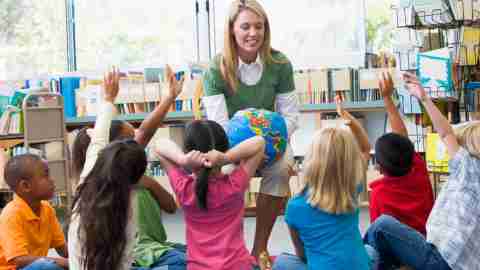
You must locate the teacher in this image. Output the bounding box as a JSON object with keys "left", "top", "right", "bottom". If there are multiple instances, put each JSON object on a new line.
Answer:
{"left": 202, "top": 0, "right": 299, "bottom": 268}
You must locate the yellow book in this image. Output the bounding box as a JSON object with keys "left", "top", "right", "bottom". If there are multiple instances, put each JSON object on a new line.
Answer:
{"left": 426, "top": 133, "right": 449, "bottom": 173}
{"left": 460, "top": 27, "right": 480, "bottom": 65}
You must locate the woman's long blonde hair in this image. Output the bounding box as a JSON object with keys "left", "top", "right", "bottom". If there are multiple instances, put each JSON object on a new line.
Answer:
{"left": 454, "top": 121, "right": 480, "bottom": 158}
{"left": 301, "top": 127, "right": 366, "bottom": 214}
{"left": 221, "top": 0, "right": 282, "bottom": 92}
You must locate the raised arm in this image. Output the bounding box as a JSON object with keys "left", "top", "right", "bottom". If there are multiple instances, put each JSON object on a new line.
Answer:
{"left": 380, "top": 71, "right": 408, "bottom": 137}
{"left": 335, "top": 96, "right": 372, "bottom": 161}
{"left": 204, "top": 136, "right": 265, "bottom": 178}
{"left": 403, "top": 72, "right": 459, "bottom": 156}
{"left": 139, "top": 175, "right": 177, "bottom": 214}
{"left": 79, "top": 68, "right": 119, "bottom": 183}
{"left": 135, "top": 65, "right": 184, "bottom": 147}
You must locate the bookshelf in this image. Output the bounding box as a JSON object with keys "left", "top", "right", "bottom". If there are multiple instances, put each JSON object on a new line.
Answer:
{"left": 300, "top": 100, "right": 386, "bottom": 113}
{"left": 65, "top": 111, "right": 198, "bottom": 128}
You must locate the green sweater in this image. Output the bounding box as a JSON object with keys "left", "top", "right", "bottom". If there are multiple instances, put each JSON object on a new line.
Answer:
{"left": 203, "top": 50, "right": 295, "bottom": 117}
{"left": 133, "top": 188, "right": 175, "bottom": 267}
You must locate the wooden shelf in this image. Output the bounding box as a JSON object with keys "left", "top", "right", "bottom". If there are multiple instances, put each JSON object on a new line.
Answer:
{"left": 66, "top": 101, "right": 386, "bottom": 128}
{"left": 300, "top": 100, "right": 385, "bottom": 113}
{"left": 0, "top": 134, "right": 24, "bottom": 148}
{"left": 66, "top": 111, "right": 196, "bottom": 128}
{"left": 0, "top": 134, "right": 24, "bottom": 140}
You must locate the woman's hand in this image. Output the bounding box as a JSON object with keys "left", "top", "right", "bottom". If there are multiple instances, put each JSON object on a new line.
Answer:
{"left": 164, "top": 65, "right": 185, "bottom": 102}
{"left": 103, "top": 67, "right": 120, "bottom": 103}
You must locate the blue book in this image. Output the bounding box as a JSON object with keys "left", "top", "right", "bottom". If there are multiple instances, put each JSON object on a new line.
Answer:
{"left": 60, "top": 77, "right": 81, "bottom": 118}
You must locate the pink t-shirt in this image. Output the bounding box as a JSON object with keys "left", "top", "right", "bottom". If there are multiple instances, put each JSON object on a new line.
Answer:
{"left": 167, "top": 165, "right": 254, "bottom": 270}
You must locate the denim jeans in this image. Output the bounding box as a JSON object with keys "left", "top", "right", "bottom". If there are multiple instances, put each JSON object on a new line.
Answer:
{"left": 132, "top": 244, "right": 187, "bottom": 270}
{"left": 364, "top": 215, "right": 452, "bottom": 270}
{"left": 20, "top": 258, "right": 64, "bottom": 270}
{"left": 272, "top": 253, "right": 307, "bottom": 270}
{"left": 272, "top": 246, "right": 379, "bottom": 270}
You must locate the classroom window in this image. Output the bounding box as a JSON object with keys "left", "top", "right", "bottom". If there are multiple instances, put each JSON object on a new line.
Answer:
{"left": 75, "top": 0, "right": 197, "bottom": 72}
{"left": 0, "top": 0, "right": 68, "bottom": 80}
{"left": 211, "top": 0, "right": 367, "bottom": 69}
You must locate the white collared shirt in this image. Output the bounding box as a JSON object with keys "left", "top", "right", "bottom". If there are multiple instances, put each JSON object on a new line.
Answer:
{"left": 237, "top": 54, "right": 263, "bottom": 86}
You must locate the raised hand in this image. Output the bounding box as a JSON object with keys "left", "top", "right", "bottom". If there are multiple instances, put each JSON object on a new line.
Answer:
{"left": 164, "top": 65, "right": 185, "bottom": 101}
{"left": 103, "top": 67, "right": 120, "bottom": 103}
{"left": 379, "top": 71, "right": 394, "bottom": 98}
{"left": 403, "top": 72, "right": 427, "bottom": 101}
{"left": 335, "top": 95, "right": 354, "bottom": 123}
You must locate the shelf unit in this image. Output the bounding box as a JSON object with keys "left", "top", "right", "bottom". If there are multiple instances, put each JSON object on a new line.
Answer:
{"left": 63, "top": 101, "right": 388, "bottom": 128}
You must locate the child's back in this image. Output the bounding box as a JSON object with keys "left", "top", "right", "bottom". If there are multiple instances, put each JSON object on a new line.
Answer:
{"left": 274, "top": 98, "right": 372, "bottom": 270}
{"left": 167, "top": 165, "right": 253, "bottom": 270}
{"left": 285, "top": 192, "right": 369, "bottom": 269}
{"left": 156, "top": 120, "right": 266, "bottom": 270}
{"left": 369, "top": 152, "right": 434, "bottom": 235}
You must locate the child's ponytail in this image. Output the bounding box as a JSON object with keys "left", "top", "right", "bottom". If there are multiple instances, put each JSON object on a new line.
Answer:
{"left": 185, "top": 120, "right": 229, "bottom": 211}
{"left": 196, "top": 167, "right": 211, "bottom": 210}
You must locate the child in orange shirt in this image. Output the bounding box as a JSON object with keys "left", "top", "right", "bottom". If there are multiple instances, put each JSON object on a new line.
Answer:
{"left": 0, "top": 154, "right": 68, "bottom": 270}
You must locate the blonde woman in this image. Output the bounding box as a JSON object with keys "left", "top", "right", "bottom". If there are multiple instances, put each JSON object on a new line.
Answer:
{"left": 202, "top": 0, "right": 299, "bottom": 268}
{"left": 364, "top": 73, "right": 480, "bottom": 270}
{"left": 273, "top": 97, "right": 373, "bottom": 270}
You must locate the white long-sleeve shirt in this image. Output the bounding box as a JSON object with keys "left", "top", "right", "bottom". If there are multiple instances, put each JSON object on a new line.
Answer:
{"left": 68, "top": 102, "right": 136, "bottom": 270}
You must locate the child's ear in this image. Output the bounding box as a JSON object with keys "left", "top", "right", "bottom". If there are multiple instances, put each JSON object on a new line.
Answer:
{"left": 17, "top": 179, "right": 32, "bottom": 193}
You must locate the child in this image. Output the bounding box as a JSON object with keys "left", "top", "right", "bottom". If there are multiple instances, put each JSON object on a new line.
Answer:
{"left": 273, "top": 97, "right": 372, "bottom": 270}
{"left": 369, "top": 71, "right": 434, "bottom": 236}
{"left": 155, "top": 120, "right": 266, "bottom": 270}
{"left": 0, "top": 154, "right": 68, "bottom": 270}
{"left": 364, "top": 73, "right": 480, "bottom": 270}
{"left": 70, "top": 66, "right": 186, "bottom": 270}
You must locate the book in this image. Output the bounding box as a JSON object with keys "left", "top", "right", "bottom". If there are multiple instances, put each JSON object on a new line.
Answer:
{"left": 426, "top": 133, "right": 449, "bottom": 173}
{"left": 417, "top": 48, "right": 455, "bottom": 98}
{"left": 414, "top": 0, "right": 454, "bottom": 26}
{"left": 459, "top": 26, "right": 480, "bottom": 66}
{"left": 393, "top": 0, "right": 416, "bottom": 27}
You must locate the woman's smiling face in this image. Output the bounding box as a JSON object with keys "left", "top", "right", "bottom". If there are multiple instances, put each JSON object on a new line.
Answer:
{"left": 232, "top": 8, "right": 265, "bottom": 61}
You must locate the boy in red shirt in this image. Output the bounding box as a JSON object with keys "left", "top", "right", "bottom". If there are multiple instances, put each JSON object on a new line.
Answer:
{"left": 369, "top": 72, "right": 434, "bottom": 236}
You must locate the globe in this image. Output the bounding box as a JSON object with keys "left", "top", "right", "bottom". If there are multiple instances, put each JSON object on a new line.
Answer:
{"left": 226, "top": 108, "right": 288, "bottom": 166}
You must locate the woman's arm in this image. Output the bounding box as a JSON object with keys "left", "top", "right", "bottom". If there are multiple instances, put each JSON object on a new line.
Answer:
{"left": 276, "top": 91, "right": 300, "bottom": 138}
{"left": 403, "top": 72, "right": 460, "bottom": 156}
{"left": 202, "top": 62, "right": 230, "bottom": 129}
{"left": 335, "top": 96, "right": 372, "bottom": 161}
{"left": 80, "top": 69, "right": 119, "bottom": 183}
{"left": 203, "top": 95, "right": 229, "bottom": 129}
{"left": 135, "top": 65, "right": 184, "bottom": 147}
